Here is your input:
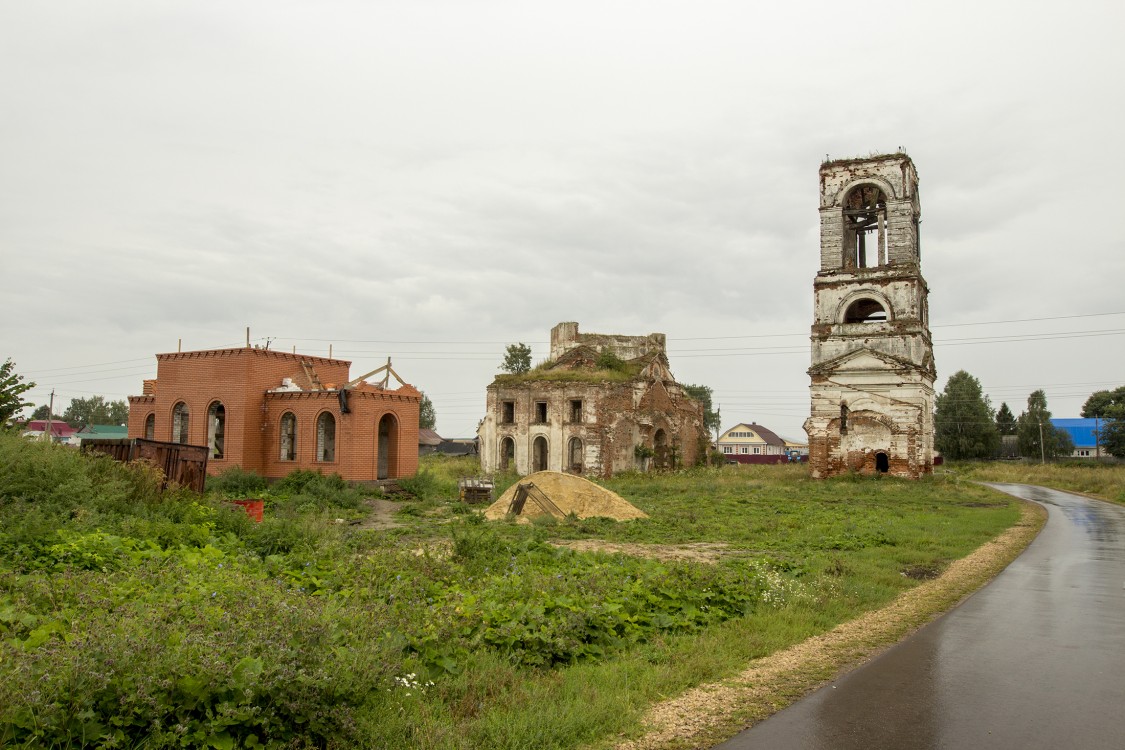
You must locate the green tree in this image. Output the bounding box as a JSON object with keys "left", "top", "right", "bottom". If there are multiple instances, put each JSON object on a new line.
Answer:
{"left": 500, "top": 343, "right": 532, "bottom": 374}
{"left": 419, "top": 392, "right": 436, "bottom": 430}
{"left": 934, "top": 370, "right": 999, "bottom": 460}
{"left": 1082, "top": 386, "right": 1125, "bottom": 458}
{"left": 1081, "top": 386, "right": 1125, "bottom": 420}
{"left": 1017, "top": 390, "right": 1070, "bottom": 461}
{"left": 62, "top": 395, "right": 129, "bottom": 427}
{"left": 0, "top": 358, "right": 36, "bottom": 428}
{"left": 31, "top": 404, "right": 64, "bottom": 421}
{"left": 1097, "top": 421, "right": 1125, "bottom": 458}
{"left": 994, "top": 402, "right": 1017, "bottom": 436}
{"left": 682, "top": 383, "right": 722, "bottom": 436}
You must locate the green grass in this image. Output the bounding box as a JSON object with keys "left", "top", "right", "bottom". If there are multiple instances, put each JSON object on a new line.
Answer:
{"left": 945, "top": 460, "right": 1125, "bottom": 504}
{"left": 0, "top": 437, "right": 1025, "bottom": 749}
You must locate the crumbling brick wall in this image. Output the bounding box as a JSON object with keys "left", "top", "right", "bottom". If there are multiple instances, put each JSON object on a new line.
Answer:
{"left": 480, "top": 324, "right": 705, "bottom": 478}
{"left": 805, "top": 154, "right": 935, "bottom": 479}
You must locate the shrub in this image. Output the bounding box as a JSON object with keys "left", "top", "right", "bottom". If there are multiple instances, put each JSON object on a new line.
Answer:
{"left": 205, "top": 465, "right": 267, "bottom": 496}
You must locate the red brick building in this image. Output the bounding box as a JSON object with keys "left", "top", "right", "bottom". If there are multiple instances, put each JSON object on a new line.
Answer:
{"left": 127, "top": 347, "right": 420, "bottom": 482}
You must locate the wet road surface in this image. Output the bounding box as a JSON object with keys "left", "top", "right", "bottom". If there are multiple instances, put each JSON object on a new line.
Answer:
{"left": 714, "top": 484, "right": 1125, "bottom": 750}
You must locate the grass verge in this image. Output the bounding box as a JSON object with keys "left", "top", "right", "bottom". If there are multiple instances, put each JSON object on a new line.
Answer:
{"left": 943, "top": 461, "right": 1125, "bottom": 504}
{"left": 609, "top": 498, "right": 1046, "bottom": 749}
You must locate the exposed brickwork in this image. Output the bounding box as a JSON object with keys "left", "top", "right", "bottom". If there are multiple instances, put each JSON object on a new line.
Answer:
{"left": 479, "top": 324, "right": 706, "bottom": 478}
{"left": 804, "top": 154, "right": 935, "bottom": 479}
{"left": 126, "top": 347, "right": 419, "bottom": 482}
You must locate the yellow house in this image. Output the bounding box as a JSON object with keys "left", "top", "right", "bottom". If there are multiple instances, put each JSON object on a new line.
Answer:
{"left": 716, "top": 422, "right": 789, "bottom": 459}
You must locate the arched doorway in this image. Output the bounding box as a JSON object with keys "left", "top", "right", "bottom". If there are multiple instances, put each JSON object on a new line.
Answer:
{"left": 875, "top": 451, "right": 890, "bottom": 473}
{"left": 532, "top": 436, "right": 548, "bottom": 473}
{"left": 207, "top": 401, "right": 225, "bottom": 459}
{"left": 567, "top": 437, "right": 583, "bottom": 474}
{"left": 378, "top": 413, "right": 398, "bottom": 480}
{"left": 653, "top": 429, "right": 669, "bottom": 470}
{"left": 499, "top": 437, "right": 515, "bottom": 471}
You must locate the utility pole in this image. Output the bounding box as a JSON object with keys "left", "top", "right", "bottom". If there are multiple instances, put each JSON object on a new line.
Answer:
{"left": 1038, "top": 420, "right": 1046, "bottom": 464}
{"left": 44, "top": 389, "right": 55, "bottom": 443}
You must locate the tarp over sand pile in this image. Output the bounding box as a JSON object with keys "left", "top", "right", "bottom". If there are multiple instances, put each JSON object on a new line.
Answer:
{"left": 484, "top": 471, "right": 648, "bottom": 522}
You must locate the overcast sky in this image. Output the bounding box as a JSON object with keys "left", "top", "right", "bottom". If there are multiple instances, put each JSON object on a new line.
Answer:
{"left": 3, "top": 0, "right": 1123, "bottom": 441}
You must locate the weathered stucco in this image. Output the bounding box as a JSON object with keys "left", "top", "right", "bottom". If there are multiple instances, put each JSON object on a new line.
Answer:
{"left": 479, "top": 323, "right": 706, "bottom": 478}
{"left": 804, "top": 154, "right": 936, "bottom": 479}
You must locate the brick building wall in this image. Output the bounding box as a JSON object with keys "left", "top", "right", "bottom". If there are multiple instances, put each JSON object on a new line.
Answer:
{"left": 127, "top": 347, "right": 419, "bottom": 482}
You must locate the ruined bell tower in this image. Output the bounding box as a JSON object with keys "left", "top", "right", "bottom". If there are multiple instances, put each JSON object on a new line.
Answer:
{"left": 804, "top": 153, "right": 935, "bottom": 478}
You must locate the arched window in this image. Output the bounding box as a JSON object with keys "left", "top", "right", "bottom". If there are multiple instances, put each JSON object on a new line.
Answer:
{"left": 843, "top": 184, "right": 888, "bottom": 269}
{"left": 207, "top": 401, "right": 225, "bottom": 459}
{"left": 144, "top": 413, "right": 155, "bottom": 440}
{"left": 316, "top": 412, "right": 336, "bottom": 462}
{"left": 279, "top": 412, "right": 297, "bottom": 461}
{"left": 844, "top": 298, "right": 888, "bottom": 323}
{"left": 172, "top": 402, "right": 189, "bottom": 444}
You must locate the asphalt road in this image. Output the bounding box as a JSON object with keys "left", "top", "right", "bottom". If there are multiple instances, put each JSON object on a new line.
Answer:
{"left": 714, "top": 483, "right": 1125, "bottom": 750}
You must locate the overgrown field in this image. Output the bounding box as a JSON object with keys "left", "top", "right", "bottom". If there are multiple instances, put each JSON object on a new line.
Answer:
{"left": 1, "top": 435, "right": 1022, "bottom": 749}
{"left": 946, "top": 460, "right": 1125, "bottom": 504}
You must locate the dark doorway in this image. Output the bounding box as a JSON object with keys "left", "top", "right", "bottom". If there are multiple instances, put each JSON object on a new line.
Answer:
{"left": 378, "top": 414, "right": 398, "bottom": 480}
{"left": 500, "top": 437, "right": 514, "bottom": 471}
{"left": 532, "top": 436, "right": 548, "bottom": 472}
{"left": 567, "top": 437, "right": 583, "bottom": 473}
{"left": 654, "top": 429, "right": 669, "bottom": 470}
{"left": 876, "top": 452, "right": 890, "bottom": 473}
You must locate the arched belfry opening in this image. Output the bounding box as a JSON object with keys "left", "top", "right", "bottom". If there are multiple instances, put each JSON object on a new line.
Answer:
{"left": 805, "top": 153, "right": 935, "bottom": 479}
{"left": 843, "top": 184, "right": 888, "bottom": 269}
{"left": 844, "top": 298, "right": 889, "bottom": 323}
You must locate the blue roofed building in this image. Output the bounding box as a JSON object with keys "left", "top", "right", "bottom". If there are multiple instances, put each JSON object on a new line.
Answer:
{"left": 1050, "top": 418, "right": 1107, "bottom": 458}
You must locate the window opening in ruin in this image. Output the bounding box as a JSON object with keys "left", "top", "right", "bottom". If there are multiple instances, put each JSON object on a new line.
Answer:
{"left": 876, "top": 452, "right": 890, "bottom": 473}
{"left": 280, "top": 412, "right": 297, "bottom": 461}
{"left": 502, "top": 401, "right": 515, "bottom": 424}
{"left": 844, "top": 298, "right": 888, "bottom": 323}
{"left": 378, "top": 414, "right": 397, "bottom": 480}
{"left": 316, "top": 412, "right": 336, "bottom": 462}
{"left": 144, "top": 413, "right": 155, "bottom": 440}
{"left": 172, "top": 402, "right": 189, "bottom": 444}
{"left": 534, "top": 401, "right": 548, "bottom": 424}
{"left": 207, "top": 401, "right": 225, "bottom": 459}
{"left": 533, "top": 435, "right": 548, "bottom": 472}
{"left": 568, "top": 437, "right": 583, "bottom": 473}
{"left": 500, "top": 437, "right": 515, "bottom": 471}
{"left": 843, "top": 185, "right": 888, "bottom": 269}
{"left": 570, "top": 399, "right": 583, "bottom": 423}
{"left": 840, "top": 404, "right": 849, "bottom": 434}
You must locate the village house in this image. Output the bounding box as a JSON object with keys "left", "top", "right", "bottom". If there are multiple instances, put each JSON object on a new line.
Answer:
{"left": 804, "top": 153, "right": 935, "bottom": 478}
{"left": 716, "top": 422, "right": 788, "bottom": 461}
{"left": 477, "top": 322, "right": 707, "bottom": 478}
{"left": 127, "top": 346, "right": 420, "bottom": 482}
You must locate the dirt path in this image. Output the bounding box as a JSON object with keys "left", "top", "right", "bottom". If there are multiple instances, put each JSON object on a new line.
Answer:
{"left": 354, "top": 498, "right": 405, "bottom": 530}
{"left": 611, "top": 499, "right": 1047, "bottom": 750}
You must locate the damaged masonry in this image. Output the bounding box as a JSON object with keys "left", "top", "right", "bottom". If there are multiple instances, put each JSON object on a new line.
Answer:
{"left": 804, "top": 153, "right": 936, "bottom": 478}
{"left": 477, "top": 322, "right": 707, "bottom": 478}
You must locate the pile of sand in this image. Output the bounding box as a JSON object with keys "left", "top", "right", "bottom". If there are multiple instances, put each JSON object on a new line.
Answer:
{"left": 484, "top": 471, "right": 648, "bottom": 523}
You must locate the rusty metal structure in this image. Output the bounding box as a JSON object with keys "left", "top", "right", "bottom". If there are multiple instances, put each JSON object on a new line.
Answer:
{"left": 82, "top": 438, "right": 210, "bottom": 493}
